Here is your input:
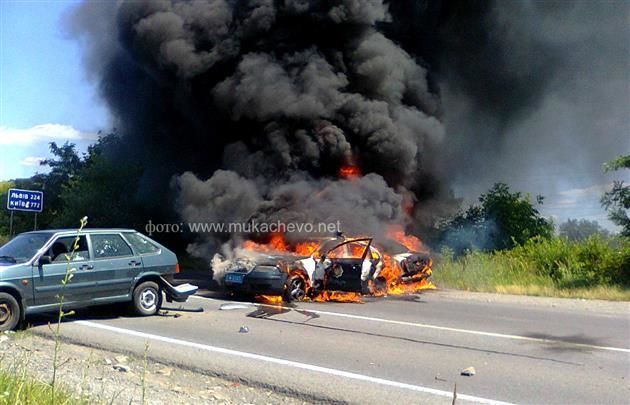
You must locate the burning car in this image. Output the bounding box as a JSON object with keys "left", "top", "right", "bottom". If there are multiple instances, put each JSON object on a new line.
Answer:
{"left": 220, "top": 234, "right": 433, "bottom": 302}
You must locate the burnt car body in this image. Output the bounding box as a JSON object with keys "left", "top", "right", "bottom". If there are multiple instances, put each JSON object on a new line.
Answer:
{"left": 222, "top": 236, "right": 432, "bottom": 301}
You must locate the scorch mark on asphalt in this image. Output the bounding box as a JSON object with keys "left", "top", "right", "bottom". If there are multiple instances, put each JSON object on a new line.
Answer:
{"left": 75, "top": 320, "right": 514, "bottom": 405}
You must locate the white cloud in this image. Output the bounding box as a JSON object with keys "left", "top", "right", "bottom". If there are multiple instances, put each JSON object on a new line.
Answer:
{"left": 0, "top": 124, "right": 98, "bottom": 145}
{"left": 545, "top": 199, "right": 577, "bottom": 209}
{"left": 557, "top": 183, "right": 612, "bottom": 198}
{"left": 20, "top": 156, "right": 46, "bottom": 166}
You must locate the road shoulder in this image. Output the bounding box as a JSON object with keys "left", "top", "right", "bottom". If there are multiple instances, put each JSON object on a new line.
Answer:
{"left": 1, "top": 331, "right": 310, "bottom": 404}
{"left": 429, "top": 289, "right": 630, "bottom": 315}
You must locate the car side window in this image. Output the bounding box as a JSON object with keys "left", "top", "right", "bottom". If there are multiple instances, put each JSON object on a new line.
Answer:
{"left": 48, "top": 236, "right": 90, "bottom": 263}
{"left": 328, "top": 242, "right": 366, "bottom": 259}
{"left": 91, "top": 234, "right": 133, "bottom": 259}
{"left": 123, "top": 232, "right": 160, "bottom": 255}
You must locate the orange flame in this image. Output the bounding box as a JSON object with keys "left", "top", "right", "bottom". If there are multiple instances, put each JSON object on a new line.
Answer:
{"left": 313, "top": 291, "right": 364, "bottom": 303}
{"left": 339, "top": 165, "right": 361, "bottom": 180}
{"left": 294, "top": 241, "right": 319, "bottom": 256}
{"left": 255, "top": 295, "right": 283, "bottom": 306}
{"left": 385, "top": 224, "right": 426, "bottom": 253}
{"left": 242, "top": 234, "right": 318, "bottom": 256}
{"left": 378, "top": 253, "right": 435, "bottom": 295}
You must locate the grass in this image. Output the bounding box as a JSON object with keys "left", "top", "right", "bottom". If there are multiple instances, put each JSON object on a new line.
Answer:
{"left": 0, "top": 365, "right": 82, "bottom": 405}
{"left": 433, "top": 235, "right": 630, "bottom": 301}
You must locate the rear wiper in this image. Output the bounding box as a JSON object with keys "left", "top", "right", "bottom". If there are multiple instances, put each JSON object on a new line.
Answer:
{"left": 0, "top": 255, "right": 16, "bottom": 263}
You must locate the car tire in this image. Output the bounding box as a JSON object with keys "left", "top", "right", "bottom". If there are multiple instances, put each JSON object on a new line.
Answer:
{"left": 0, "top": 292, "right": 21, "bottom": 332}
{"left": 132, "top": 281, "right": 162, "bottom": 316}
{"left": 284, "top": 275, "right": 307, "bottom": 302}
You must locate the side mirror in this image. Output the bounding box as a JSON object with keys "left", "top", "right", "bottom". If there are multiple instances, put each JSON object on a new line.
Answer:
{"left": 38, "top": 255, "right": 52, "bottom": 266}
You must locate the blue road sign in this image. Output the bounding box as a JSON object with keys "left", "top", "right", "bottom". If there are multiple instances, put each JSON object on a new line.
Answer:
{"left": 6, "top": 188, "right": 44, "bottom": 213}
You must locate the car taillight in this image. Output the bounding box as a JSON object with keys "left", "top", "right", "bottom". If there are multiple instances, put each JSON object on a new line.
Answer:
{"left": 175, "top": 263, "right": 180, "bottom": 274}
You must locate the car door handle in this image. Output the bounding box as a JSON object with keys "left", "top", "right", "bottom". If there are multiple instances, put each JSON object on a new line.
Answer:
{"left": 79, "top": 264, "right": 94, "bottom": 270}
{"left": 128, "top": 260, "right": 142, "bottom": 267}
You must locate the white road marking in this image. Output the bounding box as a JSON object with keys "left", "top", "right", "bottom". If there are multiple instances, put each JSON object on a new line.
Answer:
{"left": 76, "top": 320, "right": 513, "bottom": 405}
{"left": 190, "top": 295, "right": 630, "bottom": 353}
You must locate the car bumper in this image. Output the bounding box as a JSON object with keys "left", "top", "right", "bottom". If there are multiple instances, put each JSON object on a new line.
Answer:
{"left": 159, "top": 276, "right": 198, "bottom": 302}
{"left": 224, "top": 269, "right": 287, "bottom": 295}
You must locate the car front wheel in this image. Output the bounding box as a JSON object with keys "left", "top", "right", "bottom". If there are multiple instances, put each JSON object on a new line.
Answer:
{"left": 284, "top": 275, "right": 307, "bottom": 302}
{"left": 0, "top": 292, "right": 20, "bottom": 332}
{"left": 132, "top": 281, "right": 162, "bottom": 316}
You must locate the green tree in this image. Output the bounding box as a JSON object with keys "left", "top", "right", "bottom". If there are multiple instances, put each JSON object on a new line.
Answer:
{"left": 37, "top": 142, "right": 87, "bottom": 228}
{"left": 0, "top": 143, "right": 85, "bottom": 237}
{"left": 601, "top": 155, "right": 630, "bottom": 236}
{"left": 53, "top": 133, "right": 144, "bottom": 228}
{"left": 439, "top": 183, "right": 553, "bottom": 253}
{"left": 559, "top": 218, "right": 610, "bottom": 241}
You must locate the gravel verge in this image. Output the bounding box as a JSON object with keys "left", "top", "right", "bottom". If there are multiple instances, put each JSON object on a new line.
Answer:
{"left": 0, "top": 331, "right": 312, "bottom": 404}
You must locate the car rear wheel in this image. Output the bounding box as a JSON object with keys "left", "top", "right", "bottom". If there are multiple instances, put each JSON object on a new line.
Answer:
{"left": 284, "top": 275, "right": 307, "bottom": 302}
{"left": 0, "top": 293, "right": 20, "bottom": 332}
{"left": 132, "top": 281, "right": 162, "bottom": 316}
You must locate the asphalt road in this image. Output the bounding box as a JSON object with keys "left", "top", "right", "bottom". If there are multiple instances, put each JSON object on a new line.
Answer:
{"left": 29, "top": 290, "right": 630, "bottom": 404}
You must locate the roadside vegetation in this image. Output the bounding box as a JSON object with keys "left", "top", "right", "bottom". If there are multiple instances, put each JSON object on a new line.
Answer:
{"left": 432, "top": 156, "right": 629, "bottom": 300}
{"left": 434, "top": 236, "right": 630, "bottom": 301}
{"left": 0, "top": 365, "right": 81, "bottom": 405}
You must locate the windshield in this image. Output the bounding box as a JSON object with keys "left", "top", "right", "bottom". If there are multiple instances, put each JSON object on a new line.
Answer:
{"left": 0, "top": 232, "right": 54, "bottom": 264}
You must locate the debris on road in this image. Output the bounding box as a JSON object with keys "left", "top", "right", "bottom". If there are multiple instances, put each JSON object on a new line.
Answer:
{"left": 220, "top": 303, "right": 252, "bottom": 311}
{"left": 159, "top": 310, "right": 183, "bottom": 318}
{"left": 113, "top": 364, "right": 130, "bottom": 372}
{"left": 239, "top": 325, "right": 250, "bottom": 333}
{"left": 461, "top": 367, "right": 476, "bottom": 376}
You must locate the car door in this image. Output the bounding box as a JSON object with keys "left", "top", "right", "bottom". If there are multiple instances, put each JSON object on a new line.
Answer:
{"left": 120, "top": 232, "right": 167, "bottom": 275}
{"left": 323, "top": 238, "right": 372, "bottom": 292}
{"left": 88, "top": 233, "right": 139, "bottom": 300}
{"left": 32, "top": 234, "right": 95, "bottom": 307}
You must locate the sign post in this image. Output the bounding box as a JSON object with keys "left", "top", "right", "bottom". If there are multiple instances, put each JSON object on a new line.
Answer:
{"left": 6, "top": 188, "right": 44, "bottom": 236}
{"left": 9, "top": 211, "right": 14, "bottom": 238}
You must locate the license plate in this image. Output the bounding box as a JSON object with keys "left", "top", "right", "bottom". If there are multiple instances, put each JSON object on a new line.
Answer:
{"left": 225, "top": 273, "right": 244, "bottom": 284}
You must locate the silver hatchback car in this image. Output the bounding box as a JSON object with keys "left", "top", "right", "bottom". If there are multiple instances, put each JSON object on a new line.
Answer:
{"left": 0, "top": 229, "right": 197, "bottom": 331}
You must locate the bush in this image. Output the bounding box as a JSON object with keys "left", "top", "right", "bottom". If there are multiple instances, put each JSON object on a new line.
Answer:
{"left": 437, "top": 183, "right": 553, "bottom": 253}
{"left": 507, "top": 236, "right": 629, "bottom": 288}
{"left": 433, "top": 236, "right": 630, "bottom": 297}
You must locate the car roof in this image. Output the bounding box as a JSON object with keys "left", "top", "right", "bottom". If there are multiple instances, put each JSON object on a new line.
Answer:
{"left": 21, "top": 228, "right": 137, "bottom": 236}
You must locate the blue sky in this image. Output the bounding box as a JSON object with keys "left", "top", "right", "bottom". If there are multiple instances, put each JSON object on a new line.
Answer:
{"left": 0, "top": 0, "right": 109, "bottom": 180}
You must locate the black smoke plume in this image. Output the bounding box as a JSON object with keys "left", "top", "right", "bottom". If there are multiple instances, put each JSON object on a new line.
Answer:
{"left": 67, "top": 0, "right": 629, "bottom": 254}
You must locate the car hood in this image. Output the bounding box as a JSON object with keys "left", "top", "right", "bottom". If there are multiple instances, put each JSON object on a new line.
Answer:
{"left": 252, "top": 253, "right": 309, "bottom": 265}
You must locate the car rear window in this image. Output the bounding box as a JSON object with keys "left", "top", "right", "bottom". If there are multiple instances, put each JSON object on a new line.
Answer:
{"left": 91, "top": 234, "right": 133, "bottom": 259}
{"left": 124, "top": 232, "right": 160, "bottom": 254}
